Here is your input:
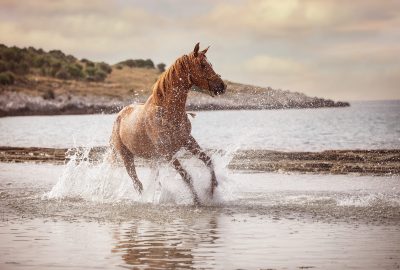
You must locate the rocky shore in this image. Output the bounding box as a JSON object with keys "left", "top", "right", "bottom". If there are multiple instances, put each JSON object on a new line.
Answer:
{"left": 1, "top": 146, "right": 398, "bottom": 176}
{"left": 0, "top": 75, "right": 349, "bottom": 117}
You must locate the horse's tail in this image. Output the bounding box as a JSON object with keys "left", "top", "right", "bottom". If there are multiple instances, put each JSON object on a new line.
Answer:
{"left": 108, "top": 114, "right": 122, "bottom": 165}
{"left": 109, "top": 111, "right": 130, "bottom": 164}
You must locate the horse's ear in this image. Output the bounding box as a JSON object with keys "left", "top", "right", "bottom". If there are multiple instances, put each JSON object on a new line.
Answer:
{"left": 201, "top": 46, "right": 210, "bottom": 54}
{"left": 193, "top": 42, "right": 200, "bottom": 57}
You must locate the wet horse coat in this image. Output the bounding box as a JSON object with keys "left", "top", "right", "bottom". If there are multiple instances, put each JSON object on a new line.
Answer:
{"left": 110, "top": 43, "right": 226, "bottom": 205}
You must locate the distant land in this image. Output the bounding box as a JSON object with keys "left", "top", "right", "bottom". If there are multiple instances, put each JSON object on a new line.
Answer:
{"left": 0, "top": 44, "right": 349, "bottom": 117}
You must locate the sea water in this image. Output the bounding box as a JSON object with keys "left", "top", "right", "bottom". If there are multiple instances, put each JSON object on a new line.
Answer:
{"left": 1, "top": 101, "right": 399, "bottom": 150}
{"left": 1, "top": 101, "right": 400, "bottom": 269}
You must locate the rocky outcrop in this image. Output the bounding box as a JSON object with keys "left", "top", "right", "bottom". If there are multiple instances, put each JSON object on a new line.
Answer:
{"left": 0, "top": 80, "right": 349, "bottom": 117}
{"left": 187, "top": 81, "right": 349, "bottom": 110}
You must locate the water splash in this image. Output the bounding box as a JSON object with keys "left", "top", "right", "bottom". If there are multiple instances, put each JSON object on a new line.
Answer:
{"left": 43, "top": 146, "right": 238, "bottom": 206}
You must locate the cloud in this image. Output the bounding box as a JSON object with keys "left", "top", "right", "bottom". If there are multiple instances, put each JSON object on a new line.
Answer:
{"left": 201, "top": 0, "right": 400, "bottom": 38}
{"left": 243, "top": 55, "right": 306, "bottom": 75}
{"left": 0, "top": 0, "right": 171, "bottom": 61}
{"left": 0, "top": 0, "right": 111, "bottom": 16}
{"left": 0, "top": 0, "right": 399, "bottom": 100}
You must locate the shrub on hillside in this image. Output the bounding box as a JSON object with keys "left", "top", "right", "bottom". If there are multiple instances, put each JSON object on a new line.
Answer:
{"left": 93, "top": 70, "right": 107, "bottom": 81}
{"left": 86, "top": 69, "right": 107, "bottom": 82}
{"left": 13, "top": 62, "right": 29, "bottom": 74}
{"left": 117, "top": 59, "right": 155, "bottom": 69}
{"left": 67, "top": 64, "right": 84, "bottom": 79}
{"left": 97, "top": 62, "right": 112, "bottom": 74}
{"left": 49, "top": 50, "right": 66, "bottom": 59}
{"left": 85, "top": 66, "right": 96, "bottom": 76}
{"left": 0, "top": 71, "right": 15, "bottom": 85}
{"left": 55, "top": 68, "right": 70, "bottom": 80}
{"left": 157, "top": 63, "right": 166, "bottom": 72}
{"left": 50, "top": 60, "right": 62, "bottom": 76}
{"left": 86, "top": 61, "right": 95, "bottom": 67}
{"left": 0, "top": 60, "right": 8, "bottom": 72}
{"left": 2, "top": 46, "right": 23, "bottom": 62}
{"left": 33, "top": 55, "right": 51, "bottom": 68}
{"left": 0, "top": 44, "right": 112, "bottom": 82}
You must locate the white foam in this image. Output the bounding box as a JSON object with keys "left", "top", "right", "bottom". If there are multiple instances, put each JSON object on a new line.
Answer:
{"left": 43, "top": 147, "right": 238, "bottom": 206}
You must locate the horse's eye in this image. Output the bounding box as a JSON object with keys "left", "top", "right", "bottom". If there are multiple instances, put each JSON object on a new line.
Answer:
{"left": 200, "top": 62, "right": 207, "bottom": 69}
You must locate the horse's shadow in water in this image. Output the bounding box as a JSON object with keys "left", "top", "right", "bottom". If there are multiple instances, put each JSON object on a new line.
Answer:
{"left": 109, "top": 43, "right": 226, "bottom": 206}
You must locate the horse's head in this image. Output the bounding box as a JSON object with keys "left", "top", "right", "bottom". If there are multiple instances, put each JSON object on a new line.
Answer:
{"left": 187, "top": 43, "right": 226, "bottom": 97}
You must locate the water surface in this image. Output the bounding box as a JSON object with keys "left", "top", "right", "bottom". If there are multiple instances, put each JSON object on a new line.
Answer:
{"left": 1, "top": 101, "right": 400, "bottom": 269}
{"left": 1, "top": 101, "right": 399, "bottom": 150}
{"left": 1, "top": 162, "right": 399, "bottom": 269}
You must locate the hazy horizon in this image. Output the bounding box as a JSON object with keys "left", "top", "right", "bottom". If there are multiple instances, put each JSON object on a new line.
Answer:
{"left": 1, "top": 0, "right": 399, "bottom": 101}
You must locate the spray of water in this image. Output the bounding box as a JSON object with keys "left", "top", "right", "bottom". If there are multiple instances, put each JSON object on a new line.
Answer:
{"left": 43, "top": 144, "right": 240, "bottom": 206}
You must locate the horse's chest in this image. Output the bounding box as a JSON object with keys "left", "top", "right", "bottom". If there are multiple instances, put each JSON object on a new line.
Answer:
{"left": 165, "top": 121, "right": 191, "bottom": 143}
{"left": 156, "top": 118, "right": 191, "bottom": 151}
{"left": 177, "top": 126, "right": 191, "bottom": 142}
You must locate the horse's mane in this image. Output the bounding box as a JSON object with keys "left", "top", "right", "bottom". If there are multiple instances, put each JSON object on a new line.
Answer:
{"left": 151, "top": 54, "right": 191, "bottom": 105}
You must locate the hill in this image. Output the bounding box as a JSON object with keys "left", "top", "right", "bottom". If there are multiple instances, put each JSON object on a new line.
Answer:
{"left": 0, "top": 44, "right": 349, "bottom": 116}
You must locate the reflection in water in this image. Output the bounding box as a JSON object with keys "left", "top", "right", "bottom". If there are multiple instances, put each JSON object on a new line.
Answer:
{"left": 112, "top": 215, "right": 219, "bottom": 269}
{"left": 2, "top": 162, "right": 400, "bottom": 269}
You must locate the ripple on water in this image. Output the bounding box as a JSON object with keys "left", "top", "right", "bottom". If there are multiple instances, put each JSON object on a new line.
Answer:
{"left": 1, "top": 161, "right": 400, "bottom": 269}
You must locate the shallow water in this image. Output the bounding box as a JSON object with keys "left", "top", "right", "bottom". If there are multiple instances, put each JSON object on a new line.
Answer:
{"left": 2, "top": 216, "right": 399, "bottom": 270}
{"left": 1, "top": 162, "right": 399, "bottom": 269}
{"left": 1, "top": 101, "right": 400, "bottom": 269}
{"left": 1, "top": 101, "right": 399, "bottom": 150}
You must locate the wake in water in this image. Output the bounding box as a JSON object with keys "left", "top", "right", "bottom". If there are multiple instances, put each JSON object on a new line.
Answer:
{"left": 43, "top": 146, "right": 238, "bottom": 206}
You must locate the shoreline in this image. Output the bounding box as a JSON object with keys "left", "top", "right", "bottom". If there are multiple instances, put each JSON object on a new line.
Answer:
{"left": 0, "top": 97, "right": 350, "bottom": 118}
{"left": 0, "top": 103, "right": 349, "bottom": 117}
{"left": 1, "top": 146, "right": 398, "bottom": 176}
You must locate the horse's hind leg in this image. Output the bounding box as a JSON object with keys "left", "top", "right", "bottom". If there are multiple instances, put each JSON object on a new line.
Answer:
{"left": 106, "top": 146, "right": 120, "bottom": 168}
{"left": 110, "top": 113, "right": 143, "bottom": 194}
{"left": 171, "top": 159, "right": 200, "bottom": 206}
{"left": 120, "top": 148, "right": 143, "bottom": 194}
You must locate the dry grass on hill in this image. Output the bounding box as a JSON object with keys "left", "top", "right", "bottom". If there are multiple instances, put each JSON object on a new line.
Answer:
{"left": 2, "top": 66, "right": 160, "bottom": 101}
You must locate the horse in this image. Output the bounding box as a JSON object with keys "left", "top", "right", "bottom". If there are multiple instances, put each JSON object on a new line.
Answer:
{"left": 110, "top": 43, "right": 226, "bottom": 205}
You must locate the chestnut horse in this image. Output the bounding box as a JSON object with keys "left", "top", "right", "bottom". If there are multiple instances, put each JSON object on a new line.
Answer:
{"left": 110, "top": 43, "right": 226, "bottom": 205}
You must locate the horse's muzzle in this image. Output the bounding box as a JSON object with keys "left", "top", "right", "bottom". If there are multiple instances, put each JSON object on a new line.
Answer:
{"left": 210, "top": 80, "right": 226, "bottom": 96}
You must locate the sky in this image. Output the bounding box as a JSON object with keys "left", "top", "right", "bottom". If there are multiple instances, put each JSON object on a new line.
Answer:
{"left": 0, "top": 0, "right": 399, "bottom": 101}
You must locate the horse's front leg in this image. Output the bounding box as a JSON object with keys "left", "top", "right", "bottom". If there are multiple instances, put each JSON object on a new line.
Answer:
{"left": 169, "top": 158, "right": 200, "bottom": 206}
{"left": 152, "top": 133, "right": 200, "bottom": 206}
{"left": 185, "top": 135, "right": 218, "bottom": 196}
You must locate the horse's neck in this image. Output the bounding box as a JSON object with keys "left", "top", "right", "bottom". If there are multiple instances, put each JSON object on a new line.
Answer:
{"left": 162, "top": 85, "right": 189, "bottom": 121}
{"left": 152, "top": 58, "right": 191, "bottom": 120}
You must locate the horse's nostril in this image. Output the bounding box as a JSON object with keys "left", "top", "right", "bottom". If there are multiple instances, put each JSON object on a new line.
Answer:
{"left": 217, "top": 83, "right": 225, "bottom": 94}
